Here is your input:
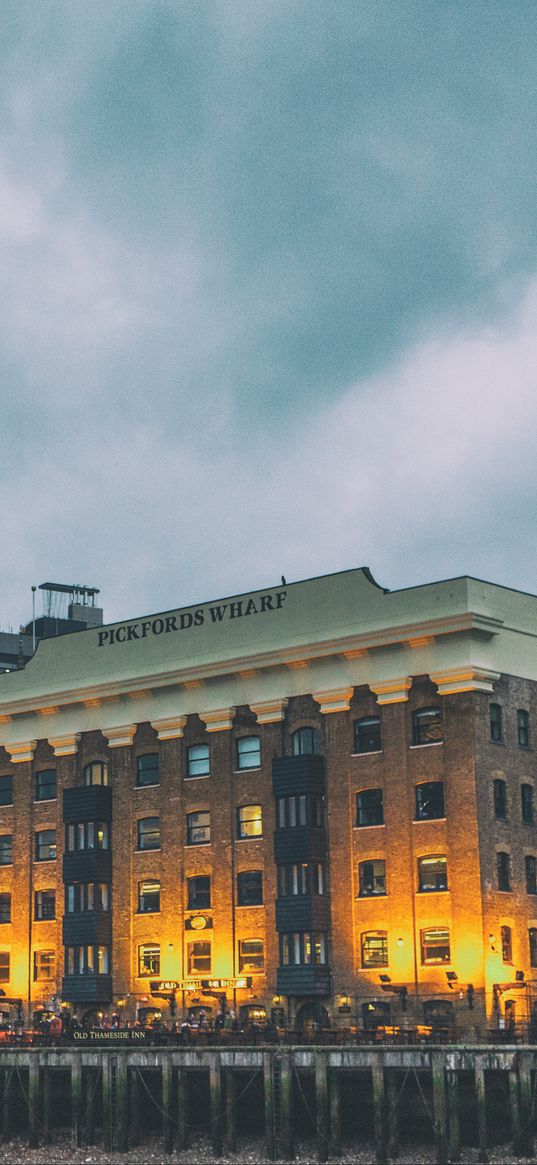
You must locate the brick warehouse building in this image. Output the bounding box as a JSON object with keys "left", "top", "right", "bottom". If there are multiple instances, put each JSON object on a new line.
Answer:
{"left": 0, "top": 565, "right": 537, "bottom": 1035}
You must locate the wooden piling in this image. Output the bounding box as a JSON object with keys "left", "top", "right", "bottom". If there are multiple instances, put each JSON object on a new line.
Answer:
{"left": 263, "top": 1051, "right": 275, "bottom": 1161}
{"left": 43, "top": 1064, "right": 52, "bottom": 1144}
{"left": 209, "top": 1053, "right": 223, "bottom": 1157}
{"left": 515, "top": 1053, "right": 533, "bottom": 1158}
{"left": 2, "top": 1067, "right": 15, "bottom": 1141}
{"left": 85, "top": 1067, "right": 96, "bottom": 1146}
{"left": 386, "top": 1068, "right": 399, "bottom": 1161}
{"left": 176, "top": 1067, "right": 188, "bottom": 1151}
{"left": 224, "top": 1068, "right": 237, "bottom": 1153}
{"left": 432, "top": 1053, "right": 448, "bottom": 1165}
{"left": 446, "top": 1070, "right": 460, "bottom": 1163}
{"left": 161, "top": 1054, "right": 173, "bottom": 1154}
{"left": 116, "top": 1055, "right": 128, "bottom": 1152}
{"left": 281, "top": 1053, "right": 295, "bottom": 1161}
{"left": 315, "top": 1052, "right": 329, "bottom": 1163}
{"left": 28, "top": 1056, "right": 40, "bottom": 1149}
{"left": 71, "top": 1057, "right": 83, "bottom": 1147}
{"left": 102, "top": 1055, "right": 112, "bottom": 1151}
{"left": 372, "top": 1057, "right": 388, "bottom": 1165}
{"left": 474, "top": 1061, "right": 488, "bottom": 1165}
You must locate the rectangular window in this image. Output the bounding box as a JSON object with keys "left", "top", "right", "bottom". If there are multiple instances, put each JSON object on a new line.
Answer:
{"left": 186, "top": 811, "right": 211, "bottom": 846}
{"left": 35, "top": 769, "right": 56, "bottom": 801}
{"left": 0, "top": 894, "right": 11, "bottom": 924}
{"left": 415, "top": 782, "right": 445, "bottom": 821}
{"left": 0, "top": 953, "right": 10, "bottom": 982}
{"left": 136, "top": 754, "right": 159, "bottom": 787}
{"left": 97, "top": 945, "right": 109, "bottom": 974}
{"left": 353, "top": 717, "right": 381, "bottom": 754}
{"left": 239, "top": 939, "right": 264, "bottom": 972}
{"left": 188, "top": 941, "right": 211, "bottom": 974}
{"left": 35, "top": 830, "right": 56, "bottom": 862}
{"left": 526, "top": 856, "right": 537, "bottom": 895}
{"left": 34, "top": 890, "right": 55, "bottom": 920}
{"left": 277, "top": 863, "right": 325, "bottom": 896}
{"left": 418, "top": 855, "right": 448, "bottom": 892}
{"left": 137, "top": 817, "right": 160, "bottom": 851}
{"left": 138, "top": 944, "right": 160, "bottom": 976}
{"left": 361, "top": 931, "right": 388, "bottom": 968}
{"left": 237, "top": 804, "right": 263, "bottom": 839}
{"left": 497, "top": 851, "right": 511, "bottom": 891}
{"left": 237, "top": 870, "right": 263, "bottom": 906}
{"left": 138, "top": 881, "right": 160, "bottom": 913}
{"left": 65, "top": 883, "right": 108, "bottom": 913}
{"left": 66, "top": 822, "right": 108, "bottom": 851}
{"left": 522, "top": 784, "right": 534, "bottom": 824}
{"left": 85, "top": 762, "right": 109, "bottom": 786}
{"left": 0, "top": 776, "right": 13, "bottom": 806}
{"left": 518, "top": 709, "right": 530, "bottom": 748}
{"left": 0, "top": 836, "right": 12, "bottom": 866}
{"left": 529, "top": 928, "right": 537, "bottom": 969}
{"left": 33, "top": 950, "right": 55, "bottom": 981}
{"left": 187, "top": 744, "right": 210, "bottom": 778}
{"left": 493, "top": 779, "right": 507, "bottom": 820}
{"left": 421, "top": 928, "right": 450, "bottom": 965}
{"left": 490, "top": 704, "right": 503, "bottom": 743}
{"left": 356, "top": 789, "right": 384, "bottom": 827}
{"left": 412, "top": 707, "right": 443, "bottom": 745}
{"left": 236, "top": 736, "right": 261, "bottom": 770}
{"left": 187, "top": 875, "right": 211, "bottom": 910}
{"left": 501, "top": 924, "right": 513, "bottom": 963}
{"left": 358, "top": 859, "right": 386, "bottom": 896}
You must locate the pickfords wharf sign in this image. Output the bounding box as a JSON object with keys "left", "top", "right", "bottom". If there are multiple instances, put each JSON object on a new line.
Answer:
{"left": 97, "top": 590, "right": 288, "bottom": 647}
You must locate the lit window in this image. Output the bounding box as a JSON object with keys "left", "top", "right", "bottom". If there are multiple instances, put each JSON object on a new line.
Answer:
{"left": 361, "top": 931, "right": 388, "bottom": 968}
{"left": 490, "top": 704, "right": 503, "bottom": 743}
{"left": 501, "top": 925, "right": 513, "bottom": 963}
{"left": 279, "top": 932, "right": 327, "bottom": 965}
{"left": 418, "top": 855, "right": 448, "bottom": 892}
{"left": 526, "top": 856, "right": 537, "bottom": 895}
{"left": 137, "top": 817, "right": 160, "bottom": 851}
{"left": 35, "top": 770, "right": 56, "bottom": 801}
{"left": 186, "top": 811, "right": 210, "bottom": 846}
{"left": 518, "top": 709, "right": 530, "bottom": 748}
{"left": 0, "top": 776, "right": 13, "bottom": 806}
{"left": 66, "top": 822, "right": 109, "bottom": 851}
{"left": 33, "top": 950, "right": 55, "bottom": 981}
{"left": 85, "top": 762, "right": 109, "bottom": 786}
{"left": 292, "top": 727, "right": 321, "bottom": 755}
{"left": 187, "top": 744, "right": 210, "bottom": 778}
{"left": 415, "top": 783, "right": 445, "bottom": 821}
{"left": 34, "top": 890, "right": 55, "bottom": 920}
{"left": 35, "top": 830, "right": 56, "bottom": 862}
{"left": 421, "top": 928, "right": 450, "bottom": 965}
{"left": 237, "top": 805, "right": 263, "bottom": 839}
{"left": 138, "top": 944, "right": 160, "bottom": 976}
{"left": 493, "top": 779, "right": 507, "bottom": 820}
{"left": 138, "top": 881, "right": 160, "bottom": 913}
{"left": 239, "top": 939, "right": 264, "bottom": 972}
{"left": 188, "top": 941, "right": 211, "bottom": 974}
{"left": 356, "top": 789, "right": 383, "bottom": 827}
{"left": 497, "top": 851, "right": 511, "bottom": 892}
{"left": 136, "top": 754, "right": 159, "bottom": 787}
{"left": 353, "top": 717, "right": 381, "bottom": 754}
{"left": 522, "top": 784, "right": 534, "bottom": 824}
{"left": 97, "top": 945, "right": 109, "bottom": 974}
{"left": 0, "top": 836, "right": 13, "bottom": 865}
{"left": 358, "top": 860, "right": 386, "bottom": 897}
{"left": 278, "top": 863, "right": 325, "bottom": 896}
{"left": 236, "top": 736, "right": 261, "bottom": 770}
{"left": 0, "top": 894, "right": 11, "bottom": 924}
{"left": 0, "top": 953, "right": 10, "bottom": 982}
{"left": 187, "top": 876, "right": 211, "bottom": 909}
{"left": 412, "top": 707, "right": 442, "bottom": 746}
{"left": 237, "top": 870, "right": 263, "bottom": 906}
{"left": 65, "top": 883, "right": 109, "bottom": 913}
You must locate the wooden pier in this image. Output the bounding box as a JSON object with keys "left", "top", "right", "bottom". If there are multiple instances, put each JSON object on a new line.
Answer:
{"left": 0, "top": 1044, "right": 533, "bottom": 1161}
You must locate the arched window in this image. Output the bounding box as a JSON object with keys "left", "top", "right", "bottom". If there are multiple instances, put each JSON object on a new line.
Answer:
{"left": 292, "top": 727, "right": 321, "bottom": 756}
{"left": 85, "top": 762, "right": 109, "bottom": 786}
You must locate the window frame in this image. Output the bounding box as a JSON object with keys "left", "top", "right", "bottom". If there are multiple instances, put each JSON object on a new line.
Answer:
{"left": 518, "top": 709, "right": 530, "bottom": 749}
{"left": 493, "top": 778, "right": 508, "bottom": 820}
{"left": 35, "top": 829, "right": 56, "bottom": 862}
{"left": 237, "top": 870, "right": 263, "bottom": 906}
{"left": 353, "top": 717, "right": 382, "bottom": 755}
{"left": 188, "top": 940, "right": 211, "bottom": 975}
{"left": 236, "top": 736, "right": 261, "bottom": 771}
{"left": 238, "top": 938, "right": 265, "bottom": 972}
{"left": 490, "top": 703, "right": 503, "bottom": 744}
{"left": 138, "top": 944, "right": 160, "bottom": 977}
{"left": 412, "top": 706, "right": 443, "bottom": 746}
{"left": 84, "top": 761, "right": 109, "bottom": 786}
{"left": 186, "top": 743, "right": 210, "bottom": 779}
{"left": 33, "top": 949, "right": 56, "bottom": 981}
{"left": 0, "top": 953, "right": 10, "bottom": 982}
{"left": 497, "top": 850, "right": 512, "bottom": 892}
{"left": 0, "top": 776, "right": 13, "bottom": 807}
{"left": 186, "top": 810, "right": 211, "bottom": 846}
{"left": 501, "top": 924, "right": 513, "bottom": 963}
{"left": 415, "top": 782, "right": 445, "bottom": 822}
{"left": 136, "top": 817, "right": 161, "bottom": 852}
{"left": 34, "top": 889, "right": 56, "bottom": 921}
{"left": 522, "top": 784, "right": 534, "bottom": 825}
{"left": 137, "top": 880, "right": 161, "bottom": 914}
{"left": 358, "top": 859, "right": 386, "bottom": 897}
{"left": 34, "top": 769, "right": 56, "bottom": 802}
{"left": 0, "top": 893, "right": 11, "bottom": 924}
{"left": 356, "top": 788, "right": 384, "bottom": 828}
{"left": 360, "top": 930, "right": 388, "bottom": 968}
{"left": 237, "top": 804, "right": 263, "bottom": 840}
{"left": 136, "top": 754, "right": 160, "bottom": 788}
{"left": 420, "top": 927, "right": 451, "bottom": 965}
{"left": 187, "top": 875, "right": 211, "bottom": 910}
{"left": 417, "top": 854, "right": 448, "bottom": 893}
{"left": 526, "top": 856, "right": 537, "bottom": 895}
{"left": 292, "top": 727, "right": 321, "bottom": 756}
{"left": 0, "top": 835, "right": 13, "bottom": 866}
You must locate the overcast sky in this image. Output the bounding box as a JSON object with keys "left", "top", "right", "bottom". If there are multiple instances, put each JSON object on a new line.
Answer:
{"left": 2, "top": 1, "right": 537, "bottom": 628}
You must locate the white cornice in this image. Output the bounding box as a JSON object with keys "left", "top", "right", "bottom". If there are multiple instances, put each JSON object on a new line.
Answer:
{"left": 5, "top": 740, "right": 36, "bottom": 763}
{"left": 0, "top": 610, "right": 503, "bottom": 722}
{"left": 430, "top": 667, "right": 501, "bottom": 695}
{"left": 49, "top": 734, "right": 80, "bottom": 757}
{"left": 151, "top": 717, "right": 186, "bottom": 741}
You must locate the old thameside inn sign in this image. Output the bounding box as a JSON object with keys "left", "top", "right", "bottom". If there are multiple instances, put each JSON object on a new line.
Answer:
{"left": 151, "top": 977, "right": 253, "bottom": 993}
